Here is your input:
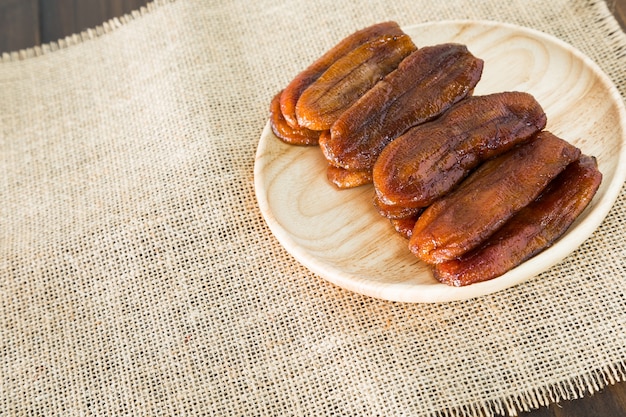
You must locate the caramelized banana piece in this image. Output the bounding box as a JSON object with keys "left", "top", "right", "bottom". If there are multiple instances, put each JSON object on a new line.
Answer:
{"left": 327, "top": 165, "right": 373, "bottom": 189}
{"left": 409, "top": 132, "right": 581, "bottom": 264}
{"left": 373, "top": 92, "right": 547, "bottom": 208}
{"left": 296, "top": 33, "right": 417, "bottom": 131}
{"left": 321, "top": 43, "right": 484, "bottom": 171}
{"left": 269, "top": 91, "right": 322, "bottom": 145}
{"left": 373, "top": 195, "right": 422, "bottom": 219}
{"left": 280, "top": 21, "right": 405, "bottom": 129}
{"left": 323, "top": 130, "right": 372, "bottom": 188}
{"left": 434, "top": 155, "right": 602, "bottom": 286}
{"left": 390, "top": 213, "right": 422, "bottom": 239}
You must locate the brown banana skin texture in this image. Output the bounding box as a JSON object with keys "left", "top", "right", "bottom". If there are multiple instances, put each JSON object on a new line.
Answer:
{"left": 320, "top": 43, "right": 484, "bottom": 171}
{"left": 279, "top": 21, "right": 405, "bottom": 129}
{"left": 269, "top": 91, "right": 322, "bottom": 146}
{"left": 373, "top": 92, "right": 547, "bottom": 209}
{"left": 327, "top": 165, "right": 373, "bottom": 189}
{"left": 295, "top": 33, "right": 417, "bottom": 131}
{"left": 434, "top": 155, "right": 602, "bottom": 286}
{"left": 409, "top": 131, "right": 581, "bottom": 264}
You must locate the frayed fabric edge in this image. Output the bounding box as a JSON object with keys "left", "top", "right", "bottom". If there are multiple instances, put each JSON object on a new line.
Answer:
{"left": 0, "top": 0, "right": 178, "bottom": 63}
{"left": 431, "top": 361, "right": 626, "bottom": 417}
{"left": 590, "top": 0, "right": 626, "bottom": 83}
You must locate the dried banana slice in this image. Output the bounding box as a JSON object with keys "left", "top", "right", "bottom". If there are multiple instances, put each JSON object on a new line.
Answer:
{"left": 373, "top": 92, "right": 547, "bottom": 209}
{"left": 280, "top": 21, "right": 405, "bottom": 129}
{"left": 409, "top": 132, "right": 581, "bottom": 264}
{"left": 326, "top": 165, "right": 373, "bottom": 189}
{"left": 433, "top": 155, "right": 602, "bottom": 286}
{"left": 269, "top": 91, "right": 322, "bottom": 145}
{"left": 320, "top": 43, "right": 484, "bottom": 171}
{"left": 295, "top": 33, "right": 416, "bottom": 131}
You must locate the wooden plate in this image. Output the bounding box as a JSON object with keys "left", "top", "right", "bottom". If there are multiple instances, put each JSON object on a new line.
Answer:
{"left": 254, "top": 20, "right": 626, "bottom": 302}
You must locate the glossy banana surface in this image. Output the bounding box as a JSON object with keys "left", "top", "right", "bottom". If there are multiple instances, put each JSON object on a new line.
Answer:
{"left": 279, "top": 21, "right": 404, "bottom": 129}
{"left": 409, "top": 132, "right": 581, "bottom": 263}
{"left": 320, "top": 43, "right": 484, "bottom": 171}
{"left": 373, "top": 92, "right": 547, "bottom": 209}
{"left": 433, "top": 155, "right": 602, "bottom": 286}
{"left": 296, "top": 33, "right": 416, "bottom": 131}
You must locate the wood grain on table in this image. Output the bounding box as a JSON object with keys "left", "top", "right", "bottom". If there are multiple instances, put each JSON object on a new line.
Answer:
{"left": 0, "top": 0, "right": 625, "bottom": 416}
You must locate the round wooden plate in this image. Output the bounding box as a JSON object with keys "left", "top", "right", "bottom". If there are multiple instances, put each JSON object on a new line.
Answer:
{"left": 254, "top": 20, "right": 626, "bottom": 302}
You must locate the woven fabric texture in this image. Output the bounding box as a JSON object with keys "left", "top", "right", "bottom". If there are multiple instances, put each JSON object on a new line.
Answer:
{"left": 1, "top": 0, "right": 625, "bottom": 416}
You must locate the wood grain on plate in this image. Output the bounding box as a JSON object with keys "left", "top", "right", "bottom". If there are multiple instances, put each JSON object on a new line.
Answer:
{"left": 256, "top": 20, "right": 626, "bottom": 303}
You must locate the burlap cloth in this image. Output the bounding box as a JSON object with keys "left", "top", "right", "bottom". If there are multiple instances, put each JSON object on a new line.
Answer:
{"left": 1, "top": 0, "right": 625, "bottom": 416}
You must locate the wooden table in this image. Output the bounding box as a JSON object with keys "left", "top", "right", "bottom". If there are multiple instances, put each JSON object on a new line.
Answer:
{"left": 1, "top": 1, "right": 625, "bottom": 416}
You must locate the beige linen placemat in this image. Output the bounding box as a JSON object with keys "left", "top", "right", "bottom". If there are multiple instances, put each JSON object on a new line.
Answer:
{"left": 1, "top": 0, "right": 625, "bottom": 416}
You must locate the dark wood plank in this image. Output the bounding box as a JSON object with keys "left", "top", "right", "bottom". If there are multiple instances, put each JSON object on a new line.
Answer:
{"left": 518, "top": 381, "right": 626, "bottom": 416}
{"left": 39, "top": 0, "right": 149, "bottom": 44}
{"left": 0, "top": 0, "right": 39, "bottom": 54}
{"left": 611, "top": 0, "right": 626, "bottom": 32}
